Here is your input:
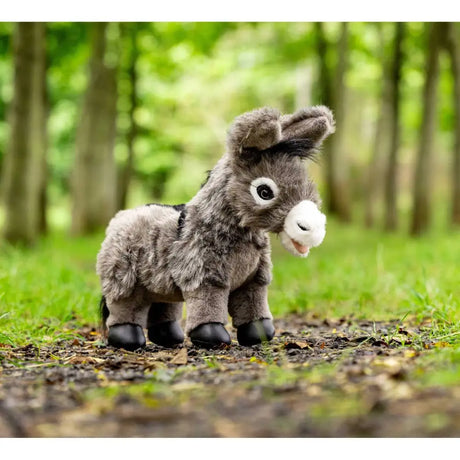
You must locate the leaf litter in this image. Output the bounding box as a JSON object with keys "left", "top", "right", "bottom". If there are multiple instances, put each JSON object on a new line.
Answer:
{"left": 0, "top": 315, "right": 459, "bottom": 437}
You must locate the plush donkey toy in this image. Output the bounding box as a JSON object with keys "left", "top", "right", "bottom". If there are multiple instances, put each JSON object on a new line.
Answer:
{"left": 97, "top": 106, "right": 335, "bottom": 350}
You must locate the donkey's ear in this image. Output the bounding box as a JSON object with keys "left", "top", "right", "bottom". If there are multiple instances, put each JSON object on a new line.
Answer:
{"left": 280, "top": 105, "right": 335, "bottom": 147}
{"left": 227, "top": 107, "right": 282, "bottom": 155}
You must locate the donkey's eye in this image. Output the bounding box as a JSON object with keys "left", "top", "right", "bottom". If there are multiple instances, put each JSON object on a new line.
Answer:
{"left": 257, "top": 184, "right": 274, "bottom": 200}
{"left": 250, "top": 177, "right": 279, "bottom": 206}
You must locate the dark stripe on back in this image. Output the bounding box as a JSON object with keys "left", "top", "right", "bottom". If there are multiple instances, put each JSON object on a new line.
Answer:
{"left": 144, "top": 202, "right": 187, "bottom": 238}
{"left": 145, "top": 202, "right": 186, "bottom": 212}
{"left": 177, "top": 208, "right": 187, "bottom": 238}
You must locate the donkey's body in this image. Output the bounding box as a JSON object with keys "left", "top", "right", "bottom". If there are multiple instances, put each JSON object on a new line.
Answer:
{"left": 97, "top": 106, "right": 335, "bottom": 350}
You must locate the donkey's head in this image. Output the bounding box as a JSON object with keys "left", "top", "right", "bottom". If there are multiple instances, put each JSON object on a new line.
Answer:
{"left": 225, "top": 106, "right": 335, "bottom": 257}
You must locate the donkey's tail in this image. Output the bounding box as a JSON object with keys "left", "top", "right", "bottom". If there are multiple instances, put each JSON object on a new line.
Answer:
{"left": 100, "top": 295, "right": 109, "bottom": 336}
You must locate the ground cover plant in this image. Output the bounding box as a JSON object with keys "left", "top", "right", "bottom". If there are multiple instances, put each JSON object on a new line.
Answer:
{"left": 1, "top": 218, "right": 459, "bottom": 437}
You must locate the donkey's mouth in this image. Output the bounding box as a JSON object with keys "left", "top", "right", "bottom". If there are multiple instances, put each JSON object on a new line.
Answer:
{"left": 291, "top": 239, "right": 310, "bottom": 255}
{"left": 279, "top": 230, "right": 311, "bottom": 258}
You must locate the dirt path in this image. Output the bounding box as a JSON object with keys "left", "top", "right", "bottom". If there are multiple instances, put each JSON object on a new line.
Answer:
{"left": 1, "top": 314, "right": 459, "bottom": 437}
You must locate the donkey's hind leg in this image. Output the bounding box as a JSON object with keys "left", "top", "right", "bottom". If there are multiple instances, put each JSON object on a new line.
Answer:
{"left": 105, "top": 295, "right": 149, "bottom": 351}
{"left": 147, "top": 302, "right": 184, "bottom": 347}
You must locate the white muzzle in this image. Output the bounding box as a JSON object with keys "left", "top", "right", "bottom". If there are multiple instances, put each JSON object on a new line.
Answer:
{"left": 280, "top": 200, "right": 326, "bottom": 257}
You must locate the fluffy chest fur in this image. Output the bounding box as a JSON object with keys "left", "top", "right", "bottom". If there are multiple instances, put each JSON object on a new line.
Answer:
{"left": 226, "top": 240, "right": 263, "bottom": 291}
{"left": 168, "top": 205, "right": 268, "bottom": 294}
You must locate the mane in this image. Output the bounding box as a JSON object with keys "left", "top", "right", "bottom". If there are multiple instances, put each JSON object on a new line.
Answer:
{"left": 242, "top": 138, "right": 319, "bottom": 164}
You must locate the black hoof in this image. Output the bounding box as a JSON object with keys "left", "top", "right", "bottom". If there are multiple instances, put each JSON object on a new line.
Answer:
{"left": 108, "top": 323, "right": 146, "bottom": 351}
{"left": 189, "top": 323, "right": 231, "bottom": 349}
{"left": 237, "top": 319, "right": 275, "bottom": 346}
{"left": 148, "top": 321, "right": 184, "bottom": 347}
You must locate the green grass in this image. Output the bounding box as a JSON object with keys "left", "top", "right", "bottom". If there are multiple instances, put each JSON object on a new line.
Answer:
{"left": 271, "top": 220, "right": 460, "bottom": 329}
{"left": 411, "top": 347, "right": 460, "bottom": 387}
{"left": 0, "top": 218, "right": 459, "bottom": 347}
{"left": 0, "top": 231, "right": 103, "bottom": 345}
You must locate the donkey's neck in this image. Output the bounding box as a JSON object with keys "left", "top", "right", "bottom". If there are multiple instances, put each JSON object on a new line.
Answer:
{"left": 187, "top": 156, "right": 264, "bottom": 246}
{"left": 188, "top": 156, "right": 240, "bottom": 228}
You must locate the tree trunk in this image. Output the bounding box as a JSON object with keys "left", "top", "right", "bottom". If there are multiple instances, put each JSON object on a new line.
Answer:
{"left": 71, "top": 22, "right": 118, "bottom": 235}
{"left": 117, "top": 24, "right": 138, "bottom": 210}
{"left": 328, "top": 23, "right": 351, "bottom": 221}
{"left": 445, "top": 23, "right": 460, "bottom": 226}
{"left": 314, "top": 23, "right": 351, "bottom": 221}
{"left": 314, "top": 23, "right": 333, "bottom": 108}
{"left": 384, "top": 23, "right": 405, "bottom": 231}
{"left": 38, "top": 50, "right": 49, "bottom": 234}
{"left": 411, "top": 23, "right": 444, "bottom": 236}
{"left": 364, "top": 24, "right": 391, "bottom": 228}
{"left": 1, "top": 23, "right": 47, "bottom": 244}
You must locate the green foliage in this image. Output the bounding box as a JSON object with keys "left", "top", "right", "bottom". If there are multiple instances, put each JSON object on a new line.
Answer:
{"left": 1, "top": 22, "right": 458, "bottom": 216}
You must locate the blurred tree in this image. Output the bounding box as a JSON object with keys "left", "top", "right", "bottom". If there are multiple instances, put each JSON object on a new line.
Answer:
{"left": 45, "top": 23, "right": 88, "bottom": 201}
{"left": 2, "top": 22, "right": 459, "bottom": 236}
{"left": 71, "top": 22, "right": 118, "bottom": 234}
{"left": 117, "top": 23, "right": 139, "bottom": 210}
{"left": 411, "top": 23, "right": 445, "bottom": 236}
{"left": 39, "top": 53, "right": 50, "bottom": 234}
{"left": 316, "top": 22, "right": 351, "bottom": 222}
{"left": 314, "top": 23, "right": 332, "bottom": 108}
{"left": 0, "top": 23, "right": 13, "bottom": 172}
{"left": 1, "top": 22, "right": 47, "bottom": 244}
{"left": 444, "top": 23, "right": 460, "bottom": 226}
{"left": 384, "top": 22, "right": 405, "bottom": 231}
{"left": 364, "top": 24, "right": 392, "bottom": 228}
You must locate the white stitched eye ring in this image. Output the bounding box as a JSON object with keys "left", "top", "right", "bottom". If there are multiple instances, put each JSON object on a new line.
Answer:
{"left": 250, "top": 177, "right": 279, "bottom": 206}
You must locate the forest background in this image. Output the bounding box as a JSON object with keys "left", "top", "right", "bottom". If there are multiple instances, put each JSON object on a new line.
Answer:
{"left": 1, "top": 21, "right": 460, "bottom": 438}
{"left": 1, "top": 22, "right": 460, "bottom": 241}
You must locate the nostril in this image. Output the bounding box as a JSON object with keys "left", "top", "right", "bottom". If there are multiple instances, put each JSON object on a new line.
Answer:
{"left": 297, "top": 222, "right": 310, "bottom": 232}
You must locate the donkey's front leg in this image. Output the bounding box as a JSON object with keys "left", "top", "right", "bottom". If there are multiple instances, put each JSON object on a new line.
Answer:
{"left": 184, "top": 285, "right": 231, "bottom": 349}
{"left": 228, "top": 280, "right": 275, "bottom": 346}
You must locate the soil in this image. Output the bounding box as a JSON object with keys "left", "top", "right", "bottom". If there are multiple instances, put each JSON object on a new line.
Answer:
{"left": 1, "top": 314, "right": 459, "bottom": 437}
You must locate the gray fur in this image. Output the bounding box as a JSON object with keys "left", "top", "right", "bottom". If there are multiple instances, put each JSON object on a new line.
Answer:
{"left": 96, "top": 106, "right": 335, "bottom": 335}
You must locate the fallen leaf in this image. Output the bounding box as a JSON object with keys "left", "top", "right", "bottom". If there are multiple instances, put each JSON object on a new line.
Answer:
{"left": 170, "top": 348, "right": 188, "bottom": 365}
{"left": 249, "top": 356, "right": 267, "bottom": 365}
